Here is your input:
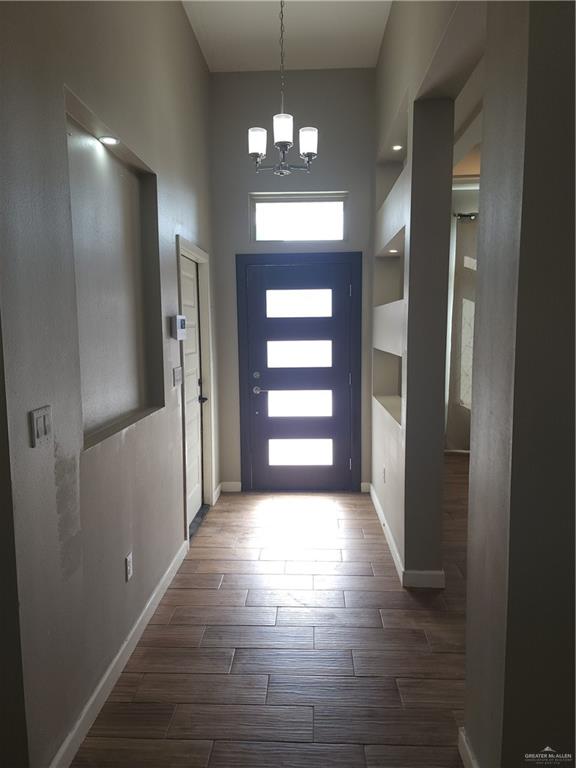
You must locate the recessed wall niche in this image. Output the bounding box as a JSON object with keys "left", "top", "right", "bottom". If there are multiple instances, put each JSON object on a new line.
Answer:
{"left": 66, "top": 113, "right": 164, "bottom": 445}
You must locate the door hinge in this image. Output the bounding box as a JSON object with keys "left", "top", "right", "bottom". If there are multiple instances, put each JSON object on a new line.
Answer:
{"left": 349, "top": 284, "right": 352, "bottom": 297}
{"left": 348, "top": 372, "right": 352, "bottom": 386}
{"left": 349, "top": 458, "right": 352, "bottom": 471}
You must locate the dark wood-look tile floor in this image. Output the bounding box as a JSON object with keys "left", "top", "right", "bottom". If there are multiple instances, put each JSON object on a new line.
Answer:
{"left": 72, "top": 454, "right": 469, "bottom": 767}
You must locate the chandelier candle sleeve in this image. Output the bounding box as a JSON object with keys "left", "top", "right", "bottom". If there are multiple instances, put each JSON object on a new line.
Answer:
{"left": 248, "top": 127, "right": 267, "bottom": 157}
{"left": 273, "top": 113, "right": 294, "bottom": 145}
{"left": 299, "top": 127, "right": 318, "bottom": 156}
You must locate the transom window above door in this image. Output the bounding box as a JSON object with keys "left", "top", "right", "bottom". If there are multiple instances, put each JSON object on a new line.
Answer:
{"left": 251, "top": 192, "right": 347, "bottom": 242}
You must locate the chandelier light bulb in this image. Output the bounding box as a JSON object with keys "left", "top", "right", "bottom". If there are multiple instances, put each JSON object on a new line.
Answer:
{"left": 299, "top": 127, "right": 318, "bottom": 157}
{"left": 273, "top": 113, "right": 294, "bottom": 146}
{"left": 248, "top": 127, "right": 267, "bottom": 157}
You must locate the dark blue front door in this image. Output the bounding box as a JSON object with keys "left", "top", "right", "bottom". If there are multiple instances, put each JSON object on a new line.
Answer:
{"left": 237, "top": 253, "right": 362, "bottom": 491}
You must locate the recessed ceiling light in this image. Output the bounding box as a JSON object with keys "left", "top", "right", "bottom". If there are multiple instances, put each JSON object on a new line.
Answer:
{"left": 392, "top": 145, "right": 403, "bottom": 152}
{"left": 388, "top": 248, "right": 399, "bottom": 254}
{"left": 99, "top": 136, "right": 119, "bottom": 146}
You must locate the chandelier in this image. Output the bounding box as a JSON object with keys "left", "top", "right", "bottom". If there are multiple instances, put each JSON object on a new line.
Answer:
{"left": 248, "top": 0, "right": 318, "bottom": 175}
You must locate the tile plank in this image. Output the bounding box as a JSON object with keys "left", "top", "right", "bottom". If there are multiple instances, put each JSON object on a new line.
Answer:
{"left": 89, "top": 703, "right": 175, "bottom": 739}
{"left": 71, "top": 737, "right": 212, "bottom": 767}
{"left": 179, "top": 559, "right": 286, "bottom": 574}
{"left": 277, "top": 607, "right": 382, "bottom": 627}
{"left": 397, "top": 678, "right": 465, "bottom": 709}
{"left": 232, "top": 649, "right": 353, "bottom": 676}
{"left": 139, "top": 625, "right": 205, "bottom": 648}
{"left": 314, "top": 575, "right": 401, "bottom": 591}
{"left": 186, "top": 547, "right": 260, "bottom": 561}
{"left": 202, "top": 625, "right": 314, "bottom": 649}
{"left": 246, "top": 589, "right": 344, "bottom": 607}
{"left": 345, "top": 590, "right": 446, "bottom": 610}
{"left": 314, "top": 626, "right": 428, "bottom": 651}
{"left": 221, "top": 574, "right": 313, "bottom": 590}
{"left": 425, "top": 626, "right": 466, "bottom": 653}
{"left": 260, "top": 548, "right": 342, "bottom": 562}
{"left": 353, "top": 650, "right": 465, "bottom": 679}
{"left": 108, "top": 673, "right": 143, "bottom": 703}
{"left": 208, "top": 741, "right": 366, "bottom": 767}
{"left": 365, "top": 745, "right": 463, "bottom": 767}
{"left": 125, "top": 647, "right": 234, "bottom": 674}
{"left": 170, "top": 573, "right": 223, "bottom": 589}
{"left": 135, "top": 673, "right": 268, "bottom": 705}
{"left": 168, "top": 704, "right": 313, "bottom": 742}
{"left": 170, "top": 607, "right": 277, "bottom": 626}
{"left": 286, "top": 561, "right": 374, "bottom": 576}
{"left": 161, "top": 589, "right": 248, "bottom": 607}
{"left": 314, "top": 706, "right": 457, "bottom": 745}
{"left": 267, "top": 674, "right": 400, "bottom": 706}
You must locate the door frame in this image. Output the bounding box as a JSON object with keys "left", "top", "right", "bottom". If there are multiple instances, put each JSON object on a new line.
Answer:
{"left": 236, "top": 251, "right": 362, "bottom": 492}
{"left": 176, "top": 235, "right": 217, "bottom": 535}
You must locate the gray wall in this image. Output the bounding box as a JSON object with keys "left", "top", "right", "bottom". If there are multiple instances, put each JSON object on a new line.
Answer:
{"left": 210, "top": 69, "right": 375, "bottom": 485}
{"left": 464, "top": 2, "right": 574, "bottom": 764}
{"left": 0, "top": 3, "right": 212, "bottom": 765}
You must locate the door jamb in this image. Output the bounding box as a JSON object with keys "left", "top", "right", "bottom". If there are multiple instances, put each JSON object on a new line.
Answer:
{"left": 176, "top": 236, "right": 217, "bottom": 534}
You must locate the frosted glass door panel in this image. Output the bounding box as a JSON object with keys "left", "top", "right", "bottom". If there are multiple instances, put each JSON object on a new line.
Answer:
{"left": 266, "top": 289, "right": 332, "bottom": 318}
{"left": 268, "top": 439, "right": 334, "bottom": 466}
{"left": 268, "top": 390, "right": 333, "bottom": 417}
{"left": 267, "top": 340, "right": 332, "bottom": 368}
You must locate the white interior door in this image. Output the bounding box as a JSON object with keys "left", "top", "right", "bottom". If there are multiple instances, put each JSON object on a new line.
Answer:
{"left": 180, "top": 254, "right": 203, "bottom": 528}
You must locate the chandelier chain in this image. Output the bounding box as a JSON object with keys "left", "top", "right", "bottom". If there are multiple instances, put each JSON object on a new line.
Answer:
{"left": 279, "top": 0, "right": 286, "bottom": 113}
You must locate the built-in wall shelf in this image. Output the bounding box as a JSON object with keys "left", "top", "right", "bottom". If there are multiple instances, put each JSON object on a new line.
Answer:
{"left": 375, "top": 167, "right": 409, "bottom": 257}
{"left": 373, "top": 394, "right": 402, "bottom": 425}
{"left": 373, "top": 228, "right": 405, "bottom": 307}
{"left": 372, "top": 348, "right": 403, "bottom": 425}
{"left": 373, "top": 300, "right": 406, "bottom": 357}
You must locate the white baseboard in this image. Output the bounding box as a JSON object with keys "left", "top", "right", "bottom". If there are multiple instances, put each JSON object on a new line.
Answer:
{"left": 360, "top": 482, "right": 371, "bottom": 493}
{"left": 459, "top": 727, "right": 481, "bottom": 768}
{"left": 212, "top": 483, "right": 222, "bottom": 504}
{"left": 369, "top": 485, "right": 446, "bottom": 589}
{"left": 221, "top": 481, "right": 241, "bottom": 492}
{"left": 369, "top": 484, "right": 404, "bottom": 585}
{"left": 50, "top": 539, "right": 189, "bottom": 768}
{"left": 403, "top": 568, "right": 445, "bottom": 588}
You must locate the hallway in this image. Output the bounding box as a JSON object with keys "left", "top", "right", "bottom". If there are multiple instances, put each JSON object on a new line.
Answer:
{"left": 72, "top": 456, "right": 467, "bottom": 767}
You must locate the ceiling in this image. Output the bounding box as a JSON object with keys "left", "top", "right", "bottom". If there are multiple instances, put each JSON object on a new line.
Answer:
{"left": 183, "top": 1, "right": 392, "bottom": 72}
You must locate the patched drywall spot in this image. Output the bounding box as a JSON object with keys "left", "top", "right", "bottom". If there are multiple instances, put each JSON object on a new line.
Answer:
{"left": 54, "top": 442, "right": 82, "bottom": 580}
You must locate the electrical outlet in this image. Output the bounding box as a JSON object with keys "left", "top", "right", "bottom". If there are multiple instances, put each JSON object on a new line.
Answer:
{"left": 125, "top": 552, "right": 133, "bottom": 582}
{"left": 382, "top": 466, "right": 386, "bottom": 483}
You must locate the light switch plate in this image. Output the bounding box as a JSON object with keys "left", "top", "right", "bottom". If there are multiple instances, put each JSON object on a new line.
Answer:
{"left": 29, "top": 405, "right": 52, "bottom": 447}
{"left": 173, "top": 366, "right": 183, "bottom": 387}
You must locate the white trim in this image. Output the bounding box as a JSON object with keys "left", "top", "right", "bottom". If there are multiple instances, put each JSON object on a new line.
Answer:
{"left": 212, "top": 483, "right": 222, "bottom": 505}
{"left": 221, "top": 481, "right": 242, "bottom": 492}
{"left": 369, "top": 484, "right": 404, "bottom": 585}
{"left": 459, "top": 728, "right": 481, "bottom": 768}
{"left": 403, "top": 569, "right": 446, "bottom": 588}
{"left": 369, "top": 485, "right": 445, "bottom": 589}
{"left": 49, "top": 540, "right": 189, "bottom": 768}
{"left": 176, "top": 236, "right": 218, "bottom": 516}
{"left": 360, "top": 482, "right": 371, "bottom": 493}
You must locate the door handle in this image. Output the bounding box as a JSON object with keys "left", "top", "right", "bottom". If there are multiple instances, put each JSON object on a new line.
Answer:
{"left": 198, "top": 395, "right": 208, "bottom": 404}
{"left": 252, "top": 386, "right": 269, "bottom": 395}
